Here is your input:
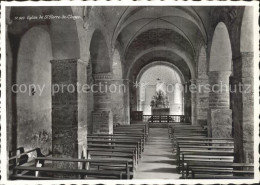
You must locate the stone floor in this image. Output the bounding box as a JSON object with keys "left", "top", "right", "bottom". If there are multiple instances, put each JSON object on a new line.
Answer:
{"left": 134, "top": 128, "right": 181, "bottom": 179}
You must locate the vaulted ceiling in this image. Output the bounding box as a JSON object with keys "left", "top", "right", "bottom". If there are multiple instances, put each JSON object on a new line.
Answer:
{"left": 8, "top": 6, "right": 244, "bottom": 78}
{"left": 99, "top": 6, "right": 243, "bottom": 79}
{"left": 100, "top": 6, "right": 211, "bottom": 78}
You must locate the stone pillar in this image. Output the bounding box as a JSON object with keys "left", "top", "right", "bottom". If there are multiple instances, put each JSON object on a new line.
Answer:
{"left": 230, "top": 75, "right": 244, "bottom": 162}
{"left": 190, "top": 79, "right": 197, "bottom": 125}
{"left": 92, "top": 73, "right": 113, "bottom": 134}
{"left": 111, "top": 78, "right": 127, "bottom": 125}
{"left": 207, "top": 71, "right": 232, "bottom": 138}
{"left": 241, "top": 52, "right": 254, "bottom": 163}
{"left": 51, "top": 59, "right": 88, "bottom": 169}
{"left": 123, "top": 79, "right": 130, "bottom": 125}
{"left": 173, "top": 83, "right": 183, "bottom": 115}
{"left": 184, "top": 83, "right": 191, "bottom": 123}
{"left": 196, "top": 78, "right": 209, "bottom": 126}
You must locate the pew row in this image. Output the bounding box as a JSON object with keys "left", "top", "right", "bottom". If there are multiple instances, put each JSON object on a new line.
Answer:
{"left": 11, "top": 157, "right": 132, "bottom": 180}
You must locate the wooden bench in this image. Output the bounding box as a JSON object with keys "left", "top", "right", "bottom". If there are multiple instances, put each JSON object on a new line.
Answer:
{"left": 114, "top": 127, "right": 147, "bottom": 140}
{"left": 10, "top": 157, "right": 132, "bottom": 179}
{"left": 88, "top": 135, "right": 144, "bottom": 152}
{"left": 180, "top": 150, "right": 235, "bottom": 175}
{"left": 87, "top": 138, "right": 142, "bottom": 155}
{"left": 87, "top": 147, "right": 137, "bottom": 166}
{"left": 175, "top": 139, "right": 234, "bottom": 166}
{"left": 9, "top": 147, "right": 46, "bottom": 170}
{"left": 173, "top": 137, "right": 234, "bottom": 150}
{"left": 169, "top": 126, "right": 207, "bottom": 140}
{"left": 115, "top": 124, "right": 149, "bottom": 135}
{"left": 88, "top": 135, "right": 142, "bottom": 158}
{"left": 11, "top": 166, "right": 124, "bottom": 180}
{"left": 185, "top": 161, "right": 254, "bottom": 179}
{"left": 167, "top": 123, "right": 191, "bottom": 137}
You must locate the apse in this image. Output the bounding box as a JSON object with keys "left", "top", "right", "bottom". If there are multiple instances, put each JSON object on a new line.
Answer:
{"left": 138, "top": 63, "right": 184, "bottom": 115}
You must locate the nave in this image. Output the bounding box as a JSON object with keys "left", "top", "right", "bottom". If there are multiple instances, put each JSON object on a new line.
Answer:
{"left": 134, "top": 128, "right": 180, "bottom": 179}
{"left": 9, "top": 122, "right": 254, "bottom": 180}
{"left": 5, "top": 5, "right": 257, "bottom": 181}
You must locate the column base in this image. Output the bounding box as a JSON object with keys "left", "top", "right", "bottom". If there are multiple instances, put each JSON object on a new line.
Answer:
{"left": 208, "top": 109, "right": 232, "bottom": 138}
{"left": 92, "top": 110, "right": 113, "bottom": 134}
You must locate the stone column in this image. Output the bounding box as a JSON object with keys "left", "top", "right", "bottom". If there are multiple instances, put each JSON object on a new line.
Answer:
{"left": 196, "top": 78, "right": 209, "bottom": 126}
{"left": 92, "top": 73, "right": 113, "bottom": 134}
{"left": 51, "top": 59, "right": 88, "bottom": 169}
{"left": 123, "top": 79, "right": 130, "bottom": 125}
{"left": 241, "top": 52, "right": 254, "bottom": 163}
{"left": 190, "top": 79, "right": 197, "bottom": 125}
{"left": 184, "top": 83, "right": 191, "bottom": 123}
{"left": 111, "top": 78, "right": 127, "bottom": 125}
{"left": 173, "top": 83, "right": 183, "bottom": 115}
{"left": 230, "top": 75, "right": 244, "bottom": 162}
{"left": 207, "top": 71, "right": 232, "bottom": 138}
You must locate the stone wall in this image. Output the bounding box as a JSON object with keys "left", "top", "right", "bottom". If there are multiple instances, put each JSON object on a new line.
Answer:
{"left": 16, "top": 27, "right": 52, "bottom": 155}
{"left": 241, "top": 52, "right": 254, "bottom": 163}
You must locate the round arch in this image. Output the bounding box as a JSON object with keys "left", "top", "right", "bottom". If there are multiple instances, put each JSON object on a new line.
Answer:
{"left": 127, "top": 46, "right": 195, "bottom": 79}
{"left": 240, "top": 6, "right": 254, "bottom": 53}
{"left": 89, "top": 29, "right": 111, "bottom": 73}
{"left": 136, "top": 63, "right": 184, "bottom": 115}
{"left": 136, "top": 61, "right": 185, "bottom": 84}
{"left": 16, "top": 26, "right": 53, "bottom": 154}
{"left": 209, "top": 22, "right": 232, "bottom": 72}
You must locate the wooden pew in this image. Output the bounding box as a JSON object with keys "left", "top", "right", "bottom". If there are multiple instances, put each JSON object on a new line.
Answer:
{"left": 114, "top": 127, "right": 147, "bottom": 140}
{"left": 90, "top": 133, "right": 146, "bottom": 143}
{"left": 87, "top": 139, "right": 139, "bottom": 166}
{"left": 185, "top": 161, "right": 254, "bottom": 179}
{"left": 173, "top": 137, "right": 234, "bottom": 149}
{"left": 11, "top": 166, "right": 124, "bottom": 180}
{"left": 87, "top": 138, "right": 142, "bottom": 154}
{"left": 11, "top": 157, "right": 131, "bottom": 179}
{"left": 180, "top": 151, "right": 235, "bottom": 176}
{"left": 87, "top": 135, "right": 142, "bottom": 158}
{"left": 9, "top": 148, "right": 46, "bottom": 170}
{"left": 169, "top": 126, "right": 207, "bottom": 140}
{"left": 116, "top": 123, "right": 149, "bottom": 135}
{"left": 175, "top": 139, "right": 234, "bottom": 168}
{"left": 167, "top": 123, "right": 192, "bottom": 137}
{"left": 87, "top": 147, "right": 137, "bottom": 167}
{"left": 87, "top": 135, "right": 144, "bottom": 152}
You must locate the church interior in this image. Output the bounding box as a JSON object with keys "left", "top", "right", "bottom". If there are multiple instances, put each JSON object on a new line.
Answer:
{"left": 5, "top": 6, "right": 256, "bottom": 180}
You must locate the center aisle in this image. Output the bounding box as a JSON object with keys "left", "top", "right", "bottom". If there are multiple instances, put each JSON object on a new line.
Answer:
{"left": 134, "top": 128, "right": 181, "bottom": 179}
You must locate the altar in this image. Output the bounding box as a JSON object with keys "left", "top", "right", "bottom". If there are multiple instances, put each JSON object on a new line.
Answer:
{"left": 150, "top": 78, "right": 170, "bottom": 115}
{"left": 152, "top": 108, "right": 170, "bottom": 115}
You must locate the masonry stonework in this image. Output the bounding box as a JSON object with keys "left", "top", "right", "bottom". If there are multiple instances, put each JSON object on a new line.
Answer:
{"left": 51, "top": 59, "right": 88, "bottom": 170}
{"left": 92, "top": 73, "right": 113, "bottom": 134}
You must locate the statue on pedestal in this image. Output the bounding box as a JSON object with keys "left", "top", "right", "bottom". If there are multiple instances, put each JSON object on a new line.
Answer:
{"left": 150, "top": 78, "right": 169, "bottom": 109}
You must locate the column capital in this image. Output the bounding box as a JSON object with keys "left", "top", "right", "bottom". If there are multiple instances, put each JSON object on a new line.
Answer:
{"left": 93, "top": 72, "right": 112, "bottom": 81}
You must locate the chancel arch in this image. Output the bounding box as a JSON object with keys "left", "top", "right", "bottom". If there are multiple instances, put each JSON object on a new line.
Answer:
{"left": 136, "top": 62, "right": 184, "bottom": 116}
